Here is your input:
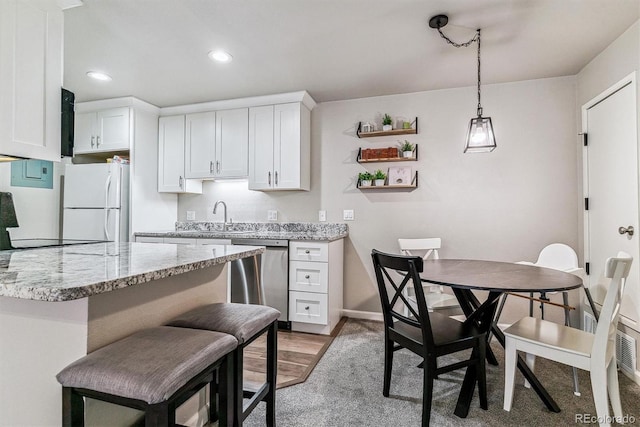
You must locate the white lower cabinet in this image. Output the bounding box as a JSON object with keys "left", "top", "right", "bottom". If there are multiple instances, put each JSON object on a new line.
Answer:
{"left": 135, "top": 236, "right": 231, "bottom": 245}
{"left": 288, "top": 239, "right": 343, "bottom": 335}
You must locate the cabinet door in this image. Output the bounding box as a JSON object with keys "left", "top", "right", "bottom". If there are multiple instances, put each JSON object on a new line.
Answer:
{"left": 216, "top": 108, "right": 248, "bottom": 178}
{"left": 97, "top": 107, "right": 130, "bottom": 151}
{"left": 0, "top": 0, "right": 63, "bottom": 162}
{"left": 275, "top": 103, "right": 309, "bottom": 190}
{"left": 185, "top": 111, "right": 216, "bottom": 178}
{"left": 73, "top": 112, "right": 96, "bottom": 154}
{"left": 248, "top": 106, "right": 275, "bottom": 190}
{"left": 158, "top": 115, "right": 186, "bottom": 192}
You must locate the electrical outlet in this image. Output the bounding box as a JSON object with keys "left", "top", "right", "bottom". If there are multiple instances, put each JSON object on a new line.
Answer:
{"left": 186, "top": 211, "right": 196, "bottom": 221}
{"left": 343, "top": 209, "right": 354, "bottom": 221}
{"left": 318, "top": 210, "right": 327, "bottom": 222}
{"left": 267, "top": 210, "right": 278, "bottom": 221}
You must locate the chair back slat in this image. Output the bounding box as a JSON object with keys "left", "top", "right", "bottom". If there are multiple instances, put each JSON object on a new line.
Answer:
{"left": 536, "top": 243, "right": 579, "bottom": 270}
{"left": 592, "top": 252, "right": 632, "bottom": 364}
{"left": 398, "top": 238, "right": 441, "bottom": 261}
{"left": 372, "top": 249, "right": 436, "bottom": 349}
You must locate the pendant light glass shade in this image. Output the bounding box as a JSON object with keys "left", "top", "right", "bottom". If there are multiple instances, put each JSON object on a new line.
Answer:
{"left": 464, "top": 115, "right": 496, "bottom": 153}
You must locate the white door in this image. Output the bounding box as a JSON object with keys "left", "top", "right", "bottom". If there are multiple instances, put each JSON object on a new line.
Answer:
{"left": 63, "top": 163, "right": 122, "bottom": 208}
{"left": 73, "top": 112, "right": 95, "bottom": 154}
{"left": 185, "top": 111, "right": 216, "bottom": 178}
{"left": 62, "top": 208, "right": 119, "bottom": 241}
{"left": 97, "top": 107, "right": 130, "bottom": 151}
{"left": 274, "top": 103, "right": 301, "bottom": 189}
{"left": 248, "top": 106, "right": 275, "bottom": 190}
{"left": 583, "top": 73, "right": 640, "bottom": 325}
{"left": 216, "top": 108, "right": 248, "bottom": 178}
{"left": 158, "top": 115, "right": 186, "bottom": 192}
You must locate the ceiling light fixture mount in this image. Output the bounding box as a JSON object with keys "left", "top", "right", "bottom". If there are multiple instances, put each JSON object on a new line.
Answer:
{"left": 208, "top": 50, "right": 233, "bottom": 63}
{"left": 86, "top": 71, "right": 112, "bottom": 81}
{"left": 429, "top": 14, "right": 496, "bottom": 153}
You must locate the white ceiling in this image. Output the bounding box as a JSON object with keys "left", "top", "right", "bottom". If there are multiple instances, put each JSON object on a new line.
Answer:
{"left": 63, "top": 0, "right": 640, "bottom": 107}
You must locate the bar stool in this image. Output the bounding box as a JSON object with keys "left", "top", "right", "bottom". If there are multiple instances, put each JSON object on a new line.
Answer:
{"left": 168, "top": 303, "right": 280, "bottom": 426}
{"left": 56, "top": 326, "right": 237, "bottom": 426}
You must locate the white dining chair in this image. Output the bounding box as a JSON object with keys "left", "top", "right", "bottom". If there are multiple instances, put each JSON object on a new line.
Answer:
{"left": 398, "top": 238, "right": 461, "bottom": 317}
{"left": 503, "top": 252, "right": 632, "bottom": 427}
{"left": 493, "top": 243, "right": 583, "bottom": 395}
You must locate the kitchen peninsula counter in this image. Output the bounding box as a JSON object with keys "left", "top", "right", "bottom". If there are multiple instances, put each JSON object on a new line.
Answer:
{"left": 0, "top": 242, "right": 263, "bottom": 426}
{"left": 0, "top": 242, "right": 264, "bottom": 301}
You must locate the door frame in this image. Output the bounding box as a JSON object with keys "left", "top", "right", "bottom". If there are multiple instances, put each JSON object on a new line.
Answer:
{"left": 581, "top": 71, "right": 639, "bottom": 330}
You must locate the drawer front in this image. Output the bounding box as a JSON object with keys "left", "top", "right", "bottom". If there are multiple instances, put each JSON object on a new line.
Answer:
{"left": 289, "top": 291, "right": 328, "bottom": 325}
{"left": 135, "top": 236, "right": 164, "bottom": 243}
{"left": 289, "top": 241, "right": 328, "bottom": 262}
{"left": 163, "top": 237, "right": 196, "bottom": 245}
{"left": 289, "top": 261, "right": 328, "bottom": 293}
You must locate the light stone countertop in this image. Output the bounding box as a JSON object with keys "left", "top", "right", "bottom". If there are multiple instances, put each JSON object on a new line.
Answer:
{"left": 0, "top": 242, "right": 264, "bottom": 302}
{"left": 135, "top": 221, "right": 349, "bottom": 242}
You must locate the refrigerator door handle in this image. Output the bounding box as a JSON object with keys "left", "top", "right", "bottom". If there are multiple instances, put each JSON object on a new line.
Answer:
{"left": 104, "top": 174, "right": 112, "bottom": 241}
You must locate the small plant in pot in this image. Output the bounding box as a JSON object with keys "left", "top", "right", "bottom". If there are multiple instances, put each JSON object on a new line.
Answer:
{"left": 358, "top": 171, "right": 374, "bottom": 187}
{"left": 382, "top": 114, "right": 393, "bottom": 131}
{"left": 400, "top": 140, "right": 414, "bottom": 158}
{"left": 373, "top": 169, "right": 387, "bottom": 186}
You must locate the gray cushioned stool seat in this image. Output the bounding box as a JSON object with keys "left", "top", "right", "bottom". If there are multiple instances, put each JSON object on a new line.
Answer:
{"left": 167, "top": 303, "right": 280, "bottom": 426}
{"left": 168, "top": 303, "right": 280, "bottom": 344}
{"left": 56, "top": 326, "right": 237, "bottom": 404}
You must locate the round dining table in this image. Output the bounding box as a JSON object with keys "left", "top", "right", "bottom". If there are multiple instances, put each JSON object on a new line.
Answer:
{"left": 420, "top": 259, "right": 595, "bottom": 418}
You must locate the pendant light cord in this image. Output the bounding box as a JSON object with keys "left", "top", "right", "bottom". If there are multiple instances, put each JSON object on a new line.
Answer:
{"left": 436, "top": 27, "right": 483, "bottom": 117}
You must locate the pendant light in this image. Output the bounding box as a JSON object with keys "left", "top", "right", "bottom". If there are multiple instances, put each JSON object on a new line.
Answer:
{"left": 429, "top": 15, "right": 496, "bottom": 153}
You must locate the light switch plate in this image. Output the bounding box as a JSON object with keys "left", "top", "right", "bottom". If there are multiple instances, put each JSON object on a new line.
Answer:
{"left": 268, "top": 210, "right": 278, "bottom": 221}
{"left": 318, "top": 210, "right": 327, "bottom": 222}
{"left": 186, "top": 211, "right": 196, "bottom": 221}
{"left": 343, "top": 209, "right": 354, "bottom": 221}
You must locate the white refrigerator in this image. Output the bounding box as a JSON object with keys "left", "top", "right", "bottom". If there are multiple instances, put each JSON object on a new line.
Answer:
{"left": 63, "top": 163, "right": 130, "bottom": 242}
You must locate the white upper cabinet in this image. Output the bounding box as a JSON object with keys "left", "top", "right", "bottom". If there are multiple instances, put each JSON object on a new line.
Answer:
{"left": 185, "top": 111, "right": 216, "bottom": 178}
{"left": 74, "top": 107, "right": 131, "bottom": 154}
{"left": 158, "top": 115, "right": 202, "bottom": 194}
{"left": 185, "top": 108, "right": 248, "bottom": 179}
{"left": 249, "top": 102, "right": 310, "bottom": 191}
{"left": 216, "top": 108, "right": 249, "bottom": 177}
{"left": 0, "top": 0, "right": 63, "bottom": 162}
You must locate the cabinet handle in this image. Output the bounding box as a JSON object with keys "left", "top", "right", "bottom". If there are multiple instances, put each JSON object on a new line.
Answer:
{"left": 96, "top": 135, "right": 101, "bottom": 146}
{"left": 305, "top": 250, "right": 310, "bottom": 254}
{"left": 304, "top": 275, "right": 310, "bottom": 279}
{"left": 305, "top": 306, "right": 310, "bottom": 310}
{"left": 217, "top": 161, "right": 220, "bottom": 174}
{"left": 210, "top": 161, "right": 213, "bottom": 173}
{"left": 91, "top": 136, "right": 95, "bottom": 148}
{"left": 275, "top": 171, "right": 278, "bottom": 185}
{"left": 268, "top": 171, "right": 271, "bottom": 185}
{"left": 179, "top": 176, "right": 183, "bottom": 188}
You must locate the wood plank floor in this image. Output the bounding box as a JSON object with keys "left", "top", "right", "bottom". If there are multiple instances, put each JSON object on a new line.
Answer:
{"left": 244, "top": 318, "right": 346, "bottom": 389}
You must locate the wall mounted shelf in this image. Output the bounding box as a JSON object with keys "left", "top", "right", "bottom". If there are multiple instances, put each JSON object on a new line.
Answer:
{"left": 357, "top": 171, "right": 418, "bottom": 191}
{"left": 357, "top": 145, "right": 418, "bottom": 163}
{"left": 356, "top": 117, "right": 418, "bottom": 138}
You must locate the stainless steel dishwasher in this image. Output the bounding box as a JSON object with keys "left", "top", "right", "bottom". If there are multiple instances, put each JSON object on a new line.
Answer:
{"left": 230, "top": 238, "right": 290, "bottom": 330}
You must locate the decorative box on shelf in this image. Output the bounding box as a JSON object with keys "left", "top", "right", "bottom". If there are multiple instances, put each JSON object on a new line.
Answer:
{"left": 357, "top": 145, "right": 418, "bottom": 163}
{"left": 356, "top": 117, "right": 418, "bottom": 138}
{"left": 357, "top": 170, "right": 418, "bottom": 191}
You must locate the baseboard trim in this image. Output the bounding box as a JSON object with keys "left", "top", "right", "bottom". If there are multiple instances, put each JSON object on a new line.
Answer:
{"left": 342, "top": 309, "right": 383, "bottom": 322}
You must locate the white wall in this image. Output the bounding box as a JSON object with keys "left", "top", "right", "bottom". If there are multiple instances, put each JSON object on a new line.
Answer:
{"left": 178, "top": 76, "right": 580, "bottom": 324}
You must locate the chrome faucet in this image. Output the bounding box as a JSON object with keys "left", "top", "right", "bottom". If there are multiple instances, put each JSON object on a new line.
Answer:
{"left": 213, "top": 200, "right": 229, "bottom": 231}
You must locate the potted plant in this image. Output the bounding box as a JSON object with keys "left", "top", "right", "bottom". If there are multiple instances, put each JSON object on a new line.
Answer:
{"left": 373, "top": 169, "right": 386, "bottom": 186}
{"left": 400, "top": 140, "right": 414, "bottom": 158}
{"left": 358, "top": 171, "right": 373, "bottom": 187}
{"left": 382, "top": 114, "right": 393, "bottom": 131}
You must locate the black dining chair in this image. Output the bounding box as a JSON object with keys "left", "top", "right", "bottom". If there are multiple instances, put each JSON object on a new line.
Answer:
{"left": 371, "top": 249, "right": 489, "bottom": 426}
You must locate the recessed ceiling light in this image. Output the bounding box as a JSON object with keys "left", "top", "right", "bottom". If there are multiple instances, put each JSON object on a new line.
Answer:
{"left": 208, "top": 50, "right": 232, "bottom": 63}
{"left": 86, "top": 71, "right": 112, "bottom": 81}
